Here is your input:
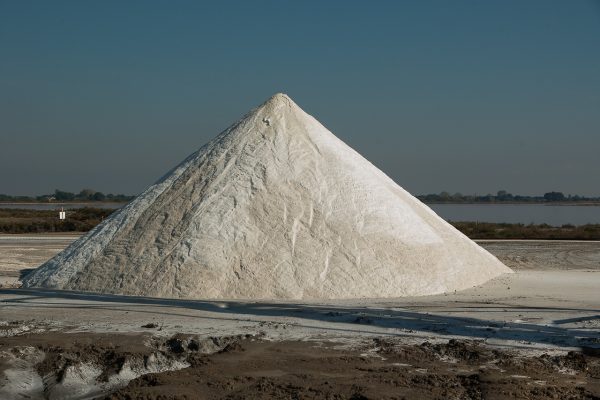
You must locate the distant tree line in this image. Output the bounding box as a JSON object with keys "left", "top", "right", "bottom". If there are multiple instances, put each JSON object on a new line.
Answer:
{"left": 1, "top": 189, "right": 598, "bottom": 204}
{"left": 0, "top": 189, "right": 135, "bottom": 203}
{"left": 417, "top": 190, "right": 600, "bottom": 204}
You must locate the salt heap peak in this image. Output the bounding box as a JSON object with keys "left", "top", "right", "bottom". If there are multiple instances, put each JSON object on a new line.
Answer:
{"left": 22, "top": 94, "right": 512, "bottom": 299}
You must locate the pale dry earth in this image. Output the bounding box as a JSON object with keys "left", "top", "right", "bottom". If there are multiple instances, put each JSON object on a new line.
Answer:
{"left": 0, "top": 235, "right": 598, "bottom": 348}
{"left": 0, "top": 233, "right": 79, "bottom": 287}
{"left": 479, "top": 240, "right": 600, "bottom": 270}
{"left": 1, "top": 235, "right": 599, "bottom": 399}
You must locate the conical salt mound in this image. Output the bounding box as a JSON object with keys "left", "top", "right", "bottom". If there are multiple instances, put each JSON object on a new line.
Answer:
{"left": 23, "top": 94, "right": 511, "bottom": 299}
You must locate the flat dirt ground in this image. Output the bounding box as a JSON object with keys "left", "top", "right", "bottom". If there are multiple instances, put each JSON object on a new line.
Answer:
{"left": 0, "top": 233, "right": 79, "bottom": 287}
{"left": 0, "top": 235, "right": 599, "bottom": 399}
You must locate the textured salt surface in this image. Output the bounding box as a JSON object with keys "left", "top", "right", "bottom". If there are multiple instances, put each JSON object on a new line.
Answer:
{"left": 22, "top": 93, "right": 511, "bottom": 299}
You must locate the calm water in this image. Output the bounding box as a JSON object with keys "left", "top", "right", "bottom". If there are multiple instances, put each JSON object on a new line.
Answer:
{"left": 0, "top": 202, "right": 125, "bottom": 210}
{"left": 429, "top": 204, "right": 600, "bottom": 226}
{"left": 2, "top": 202, "right": 600, "bottom": 226}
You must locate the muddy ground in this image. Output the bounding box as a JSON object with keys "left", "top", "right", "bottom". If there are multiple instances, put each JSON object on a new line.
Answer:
{"left": 1, "top": 332, "right": 598, "bottom": 399}
{"left": 111, "top": 338, "right": 600, "bottom": 400}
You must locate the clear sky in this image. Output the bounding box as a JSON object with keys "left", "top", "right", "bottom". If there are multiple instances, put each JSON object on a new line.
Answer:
{"left": 1, "top": 1, "right": 599, "bottom": 196}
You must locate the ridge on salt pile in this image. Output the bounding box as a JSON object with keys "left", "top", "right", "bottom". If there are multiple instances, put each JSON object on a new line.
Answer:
{"left": 22, "top": 94, "right": 512, "bottom": 299}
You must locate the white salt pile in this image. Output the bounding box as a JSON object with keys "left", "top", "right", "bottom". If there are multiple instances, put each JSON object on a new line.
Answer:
{"left": 22, "top": 94, "right": 511, "bottom": 299}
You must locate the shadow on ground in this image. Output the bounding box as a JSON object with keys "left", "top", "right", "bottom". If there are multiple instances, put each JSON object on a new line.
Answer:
{"left": 1, "top": 288, "right": 599, "bottom": 351}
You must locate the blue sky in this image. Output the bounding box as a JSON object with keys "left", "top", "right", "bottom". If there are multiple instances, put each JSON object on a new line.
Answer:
{"left": 1, "top": 1, "right": 599, "bottom": 196}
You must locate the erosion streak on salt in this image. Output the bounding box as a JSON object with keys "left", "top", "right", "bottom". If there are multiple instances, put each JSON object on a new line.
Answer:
{"left": 22, "top": 93, "right": 511, "bottom": 299}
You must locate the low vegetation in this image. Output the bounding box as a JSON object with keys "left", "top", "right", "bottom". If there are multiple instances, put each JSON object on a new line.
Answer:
{"left": 0, "top": 208, "right": 599, "bottom": 239}
{"left": 0, "top": 208, "right": 114, "bottom": 233}
{"left": 452, "top": 221, "right": 600, "bottom": 240}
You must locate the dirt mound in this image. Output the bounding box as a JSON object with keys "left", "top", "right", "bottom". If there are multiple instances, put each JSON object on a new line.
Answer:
{"left": 0, "top": 331, "right": 256, "bottom": 399}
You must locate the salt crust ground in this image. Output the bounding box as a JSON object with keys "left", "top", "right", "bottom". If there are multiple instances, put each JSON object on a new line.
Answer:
{"left": 0, "top": 238, "right": 599, "bottom": 399}
{"left": 1, "top": 237, "right": 599, "bottom": 352}
{"left": 21, "top": 94, "right": 510, "bottom": 299}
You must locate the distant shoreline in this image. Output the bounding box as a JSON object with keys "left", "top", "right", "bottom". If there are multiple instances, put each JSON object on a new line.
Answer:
{"left": 0, "top": 200, "right": 129, "bottom": 204}
{"left": 2, "top": 201, "right": 600, "bottom": 206}
{"left": 422, "top": 201, "right": 600, "bottom": 206}
{"left": 0, "top": 201, "right": 128, "bottom": 206}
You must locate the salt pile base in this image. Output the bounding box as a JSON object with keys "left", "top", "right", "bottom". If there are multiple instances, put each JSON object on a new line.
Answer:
{"left": 23, "top": 94, "right": 511, "bottom": 299}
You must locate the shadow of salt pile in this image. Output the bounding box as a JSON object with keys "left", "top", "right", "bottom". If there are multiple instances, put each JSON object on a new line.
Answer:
{"left": 1, "top": 288, "right": 599, "bottom": 351}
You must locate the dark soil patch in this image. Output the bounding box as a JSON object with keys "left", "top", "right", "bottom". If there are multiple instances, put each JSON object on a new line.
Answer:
{"left": 108, "top": 338, "right": 600, "bottom": 400}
